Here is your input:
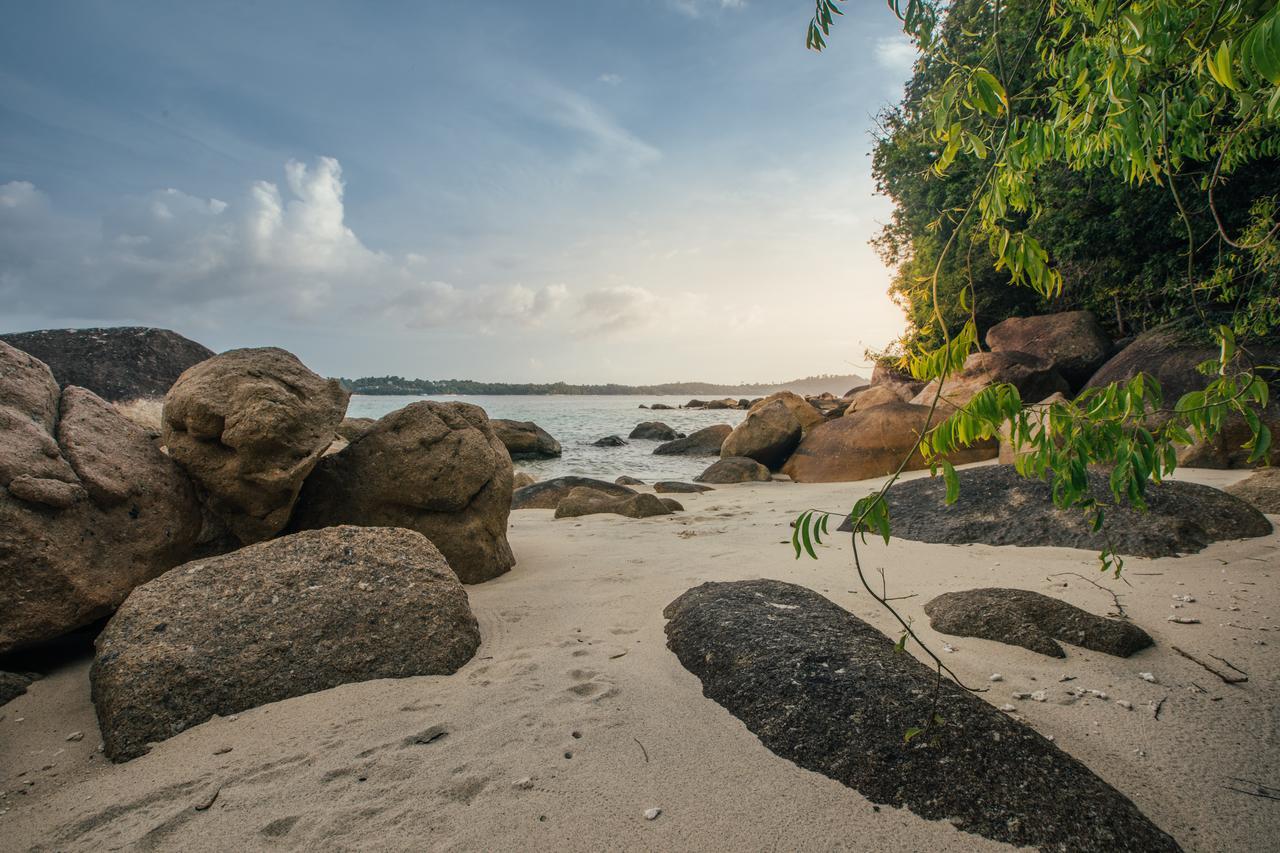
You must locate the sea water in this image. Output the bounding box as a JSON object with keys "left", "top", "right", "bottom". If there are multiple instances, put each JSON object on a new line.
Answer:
{"left": 346, "top": 394, "right": 750, "bottom": 482}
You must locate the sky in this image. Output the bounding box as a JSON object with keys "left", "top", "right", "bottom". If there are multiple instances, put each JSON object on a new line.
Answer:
{"left": 0, "top": 1, "right": 917, "bottom": 384}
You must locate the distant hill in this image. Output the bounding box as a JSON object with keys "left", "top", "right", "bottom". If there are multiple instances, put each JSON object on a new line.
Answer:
{"left": 339, "top": 373, "right": 868, "bottom": 398}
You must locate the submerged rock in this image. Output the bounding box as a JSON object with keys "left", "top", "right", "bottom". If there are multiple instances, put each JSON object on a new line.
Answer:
{"left": 553, "top": 487, "right": 674, "bottom": 519}
{"left": 490, "top": 419, "right": 562, "bottom": 460}
{"left": 592, "top": 435, "right": 628, "bottom": 447}
{"left": 843, "top": 464, "right": 1271, "bottom": 558}
{"left": 696, "top": 457, "right": 772, "bottom": 484}
{"left": 653, "top": 425, "right": 732, "bottom": 456}
{"left": 664, "top": 579, "right": 1179, "bottom": 852}
{"left": 924, "top": 588, "right": 1154, "bottom": 658}
{"left": 512, "top": 476, "right": 637, "bottom": 510}
{"left": 629, "top": 421, "right": 680, "bottom": 441}
{"left": 92, "top": 526, "right": 480, "bottom": 762}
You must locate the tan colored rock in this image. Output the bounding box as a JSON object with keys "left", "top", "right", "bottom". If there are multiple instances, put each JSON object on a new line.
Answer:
{"left": 290, "top": 401, "right": 514, "bottom": 584}
{"left": 842, "top": 384, "right": 905, "bottom": 416}
{"left": 553, "top": 487, "right": 674, "bottom": 519}
{"left": 162, "top": 347, "right": 349, "bottom": 544}
{"left": 512, "top": 471, "right": 537, "bottom": 490}
{"left": 748, "top": 391, "right": 824, "bottom": 432}
{"left": 721, "top": 400, "right": 802, "bottom": 469}
{"left": 782, "top": 400, "right": 996, "bottom": 483}
{"left": 911, "top": 351, "right": 1069, "bottom": 414}
{"left": 697, "top": 457, "right": 772, "bottom": 484}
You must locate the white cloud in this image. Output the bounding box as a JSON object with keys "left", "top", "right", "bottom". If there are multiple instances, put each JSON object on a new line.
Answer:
{"left": 598, "top": 73, "right": 623, "bottom": 86}
{"left": 874, "top": 36, "right": 917, "bottom": 76}
{"left": 576, "top": 285, "right": 660, "bottom": 334}
{"left": 530, "top": 82, "right": 660, "bottom": 171}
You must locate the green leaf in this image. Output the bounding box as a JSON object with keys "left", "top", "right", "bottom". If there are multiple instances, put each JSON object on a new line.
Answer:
{"left": 903, "top": 726, "right": 924, "bottom": 743}
{"left": 941, "top": 459, "right": 960, "bottom": 505}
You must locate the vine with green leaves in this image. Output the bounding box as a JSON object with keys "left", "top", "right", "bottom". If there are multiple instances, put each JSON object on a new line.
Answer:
{"left": 796, "top": 0, "right": 1279, "bottom": 738}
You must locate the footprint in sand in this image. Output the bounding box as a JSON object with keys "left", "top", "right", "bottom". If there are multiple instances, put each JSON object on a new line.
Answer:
{"left": 565, "top": 668, "right": 618, "bottom": 700}
{"left": 259, "top": 816, "right": 301, "bottom": 837}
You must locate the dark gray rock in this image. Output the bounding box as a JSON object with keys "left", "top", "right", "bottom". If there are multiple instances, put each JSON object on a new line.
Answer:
{"left": 840, "top": 464, "right": 1271, "bottom": 558}
{"left": 654, "top": 481, "right": 713, "bottom": 494}
{"left": 629, "top": 421, "right": 680, "bottom": 441}
{"left": 591, "top": 435, "right": 628, "bottom": 447}
{"left": 0, "top": 327, "right": 214, "bottom": 402}
{"left": 615, "top": 475, "right": 645, "bottom": 486}
{"left": 91, "top": 526, "right": 480, "bottom": 762}
{"left": 986, "top": 310, "right": 1112, "bottom": 389}
{"left": 924, "top": 588, "right": 1154, "bottom": 658}
{"left": 649, "top": 403, "right": 674, "bottom": 410}
{"left": 696, "top": 457, "right": 772, "bottom": 484}
{"left": 490, "top": 420, "right": 562, "bottom": 460}
{"left": 653, "top": 425, "right": 732, "bottom": 456}
{"left": 0, "top": 671, "right": 35, "bottom": 706}
{"left": 512, "top": 476, "right": 637, "bottom": 510}
{"left": 664, "top": 579, "right": 1179, "bottom": 852}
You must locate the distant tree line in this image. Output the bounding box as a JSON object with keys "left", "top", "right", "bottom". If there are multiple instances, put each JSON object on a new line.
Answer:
{"left": 337, "top": 373, "right": 865, "bottom": 397}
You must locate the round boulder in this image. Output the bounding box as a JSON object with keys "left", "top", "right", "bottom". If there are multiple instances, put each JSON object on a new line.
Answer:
{"left": 748, "top": 391, "right": 824, "bottom": 432}
{"left": 91, "top": 526, "right": 480, "bottom": 762}
{"left": 629, "top": 421, "right": 680, "bottom": 441}
{"left": 554, "top": 487, "right": 674, "bottom": 519}
{"left": 697, "top": 457, "right": 772, "bottom": 484}
{"left": 721, "top": 400, "right": 802, "bottom": 469}
{"left": 162, "top": 347, "right": 349, "bottom": 544}
{"left": 290, "top": 402, "right": 514, "bottom": 584}
{"left": 490, "top": 419, "right": 562, "bottom": 459}
{"left": 513, "top": 476, "right": 637, "bottom": 509}
{"left": 910, "top": 351, "right": 1070, "bottom": 414}
{"left": 986, "top": 311, "right": 1111, "bottom": 389}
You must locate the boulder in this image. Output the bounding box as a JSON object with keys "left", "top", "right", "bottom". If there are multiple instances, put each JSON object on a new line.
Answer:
{"left": 289, "top": 402, "right": 514, "bottom": 585}
{"left": 336, "top": 416, "right": 376, "bottom": 442}
{"left": 512, "top": 476, "right": 637, "bottom": 510}
{"left": 650, "top": 403, "right": 674, "bottom": 410}
{"left": 664, "top": 580, "right": 1179, "bottom": 852}
{"left": 704, "top": 398, "right": 741, "bottom": 410}
{"left": 592, "top": 435, "right": 628, "bottom": 447}
{"left": 654, "top": 481, "right": 713, "bottom": 494}
{"left": 1226, "top": 468, "right": 1280, "bottom": 513}
{"left": 782, "top": 401, "right": 996, "bottom": 483}
{"left": 654, "top": 424, "right": 732, "bottom": 456}
{"left": 841, "top": 384, "right": 905, "bottom": 416}
{"left": 910, "top": 351, "right": 1070, "bottom": 413}
{"left": 162, "top": 347, "right": 349, "bottom": 544}
{"left": 684, "top": 399, "right": 709, "bottom": 409}
{"left": 553, "top": 487, "right": 675, "bottom": 519}
{"left": 91, "top": 526, "right": 480, "bottom": 762}
{"left": 615, "top": 475, "right": 645, "bottom": 486}
{"left": 720, "top": 400, "right": 801, "bottom": 469}
{"left": 841, "top": 464, "right": 1271, "bottom": 558}
{"left": 0, "top": 327, "right": 214, "bottom": 402}
{"left": 629, "top": 421, "right": 680, "bottom": 441}
{"left": 870, "top": 362, "right": 926, "bottom": 400}
{"left": 747, "top": 391, "right": 823, "bottom": 432}
{"left": 697, "top": 457, "right": 772, "bottom": 484}
{"left": 1, "top": 671, "right": 35, "bottom": 706}
{"left": 0, "top": 341, "right": 71, "bottom": 487}
{"left": 2, "top": 383, "right": 202, "bottom": 654}
{"left": 512, "top": 471, "right": 536, "bottom": 490}
{"left": 986, "top": 311, "right": 1112, "bottom": 389}
{"left": 924, "top": 588, "right": 1154, "bottom": 658}
{"left": 490, "top": 419, "right": 562, "bottom": 460}
{"left": 997, "top": 392, "right": 1069, "bottom": 464}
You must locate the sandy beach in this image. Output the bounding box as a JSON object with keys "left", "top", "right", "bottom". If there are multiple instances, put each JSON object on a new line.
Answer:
{"left": 1, "top": 464, "right": 1275, "bottom": 852}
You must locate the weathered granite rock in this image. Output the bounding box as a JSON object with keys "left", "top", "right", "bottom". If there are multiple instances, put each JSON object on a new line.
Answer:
{"left": 91, "top": 526, "right": 480, "bottom": 762}
{"left": 841, "top": 384, "right": 905, "bottom": 416}
{"left": 336, "top": 417, "right": 376, "bottom": 442}
{"left": 910, "top": 351, "right": 1070, "bottom": 413}
{"left": 629, "top": 421, "right": 680, "bottom": 441}
{"left": 0, "top": 341, "right": 73, "bottom": 487}
{"left": 489, "top": 419, "right": 563, "bottom": 460}
{"left": 664, "top": 580, "right": 1179, "bottom": 852}
{"left": 0, "top": 327, "right": 214, "bottom": 402}
{"left": 997, "top": 392, "right": 1069, "bottom": 464}
{"left": 704, "top": 398, "right": 742, "bottom": 410}
{"left": 162, "top": 347, "right": 349, "bottom": 544}
{"left": 782, "top": 401, "right": 996, "bottom": 483}
{"left": 615, "top": 475, "right": 646, "bottom": 486}
{"left": 1, "top": 385, "right": 203, "bottom": 654}
{"left": 512, "top": 476, "right": 638, "bottom": 509}
{"left": 696, "top": 457, "right": 772, "bottom": 484}
{"left": 720, "top": 400, "right": 801, "bottom": 469}
{"left": 1225, "top": 468, "right": 1280, "bottom": 514}
{"left": 654, "top": 481, "right": 713, "bottom": 494}
{"left": 653, "top": 424, "right": 732, "bottom": 456}
{"left": 748, "top": 391, "right": 823, "bottom": 432}
{"left": 290, "top": 402, "right": 514, "bottom": 584}
{"left": 592, "top": 435, "right": 628, "bottom": 447}
{"left": 512, "top": 471, "right": 537, "bottom": 490}
{"left": 986, "top": 311, "right": 1112, "bottom": 389}
{"left": 924, "top": 588, "right": 1154, "bottom": 658}
{"left": 553, "top": 487, "right": 674, "bottom": 519}
{"left": 870, "top": 362, "right": 926, "bottom": 400}
{"left": 0, "top": 671, "right": 35, "bottom": 706}
{"left": 841, "top": 464, "right": 1271, "bottom": 558}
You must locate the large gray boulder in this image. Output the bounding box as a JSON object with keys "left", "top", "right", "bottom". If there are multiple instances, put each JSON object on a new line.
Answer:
{"left": 162, "top": 347, "right": 349, "bottom": 544}
{"left": 512, "top": 476, "right": 637, "bottom": 510}
{"left": 0, "top": 327, "right": 214, "bottom": 402}
{"left": 654, "top": 424, "right": 732, "bottom": 456}
{"left": 720, "top": 400, "right": 801, "bottom": 469}
{"left": 844, "top": 464, "right": 1271, "bottom": 558}
{"left": 924, "top": 588, "right": 1154, "bottom": 658}
{"left": 1, "top": 349, "right": 203, "bottom": 653}
{"left": 91, "top": 526, "right": 480, "bottom": 762}
{"left": 490, "top": 419, "right": 562, "bottom": 459}
{"left": 985, "top": 311, "right": 1112, "bottom": 389}
{"left": 290, "top": 402, "right": 514, "bottom": 584}
{"left": 664, "top": 580, "right": 1179, "bottom": 852}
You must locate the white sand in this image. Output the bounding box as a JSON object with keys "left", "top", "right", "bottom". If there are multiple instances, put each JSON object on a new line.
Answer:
{"left": 1, "top": 465, "right": 1277, "bottom": 852}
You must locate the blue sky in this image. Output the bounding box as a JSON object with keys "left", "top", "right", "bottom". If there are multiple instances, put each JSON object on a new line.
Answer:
{"left": 1, "top": 0, "right": 917, "bottom": 383}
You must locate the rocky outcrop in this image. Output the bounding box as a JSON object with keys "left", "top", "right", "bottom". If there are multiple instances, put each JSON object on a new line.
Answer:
{"left": 844, "top": 464, "right": 1271, "bottom": 558}
{"left": 704, "top": 398, "right": 742, "bottom": 410}
{"left": 553, "top": 487, "right": 675, "bottom": 519}
{"left": 592, "top": 435, "right": 628, "bottom": 447}
{"left": 289, "top": 402, "right": 514, "bottom": 584}
{"left": 1226, "top": 468, "right": 1280, "bottom": 513}
{"left": 842, "top": 384, "right": 905, "bottom": 416}
{"left": 0, "top": 671, "right": 35, "bottom": 706}
{"left": 664, "top": 580, "right": 1179, "bottom": 852}
{"left": 986, "top": 311, "right": 1112, "bottom": 389}
{"left": 1, "top": 348, "right": 203, "bottom": 653}
{"left": 782, "top": 401, "right": 996, "bottom": 483}
{"left": 512, "top": 476, "right": 637, "bottom": 509}
{"left": 162, "top": 348, "right": 348, "bottom": 544}
{"left": 696, "top": 457, "right": 772, "bottom": 484}
{"left": 654, "top": 481, "right": 713, "bottom": 494}
{"left": 629, "top": 421, "right": 680, "bottom": 441}
{"left": 748, "top": 391, "right": 823, "bottom": 432}
{"left": 0, "top": 327, "right": 214, "bottom": 402}
{"left": 336, "top": 417, "right": 376, "bottom": 442}
{"left": 490, "top": 419, "right": 562, "bottom": 460}
{"left": 512, "top": 471, "right": 537, "bottom": 490}
{"left": 654, "top": 424, "right": 732, "bottom": 456}
{"left": 91, "top": 526, "right": 480, "bottom": 762}
{"left": 910, "top": 351, "right": 1070, "bottom": 413}
{"left": 924, "top": 588, "right": 1154, "bottom": 658}
{"left": 870, "top": 362, "right": 926, "bottom": 401}
{"left": 720, "top": 400, "right": 801, "bottom": 469}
